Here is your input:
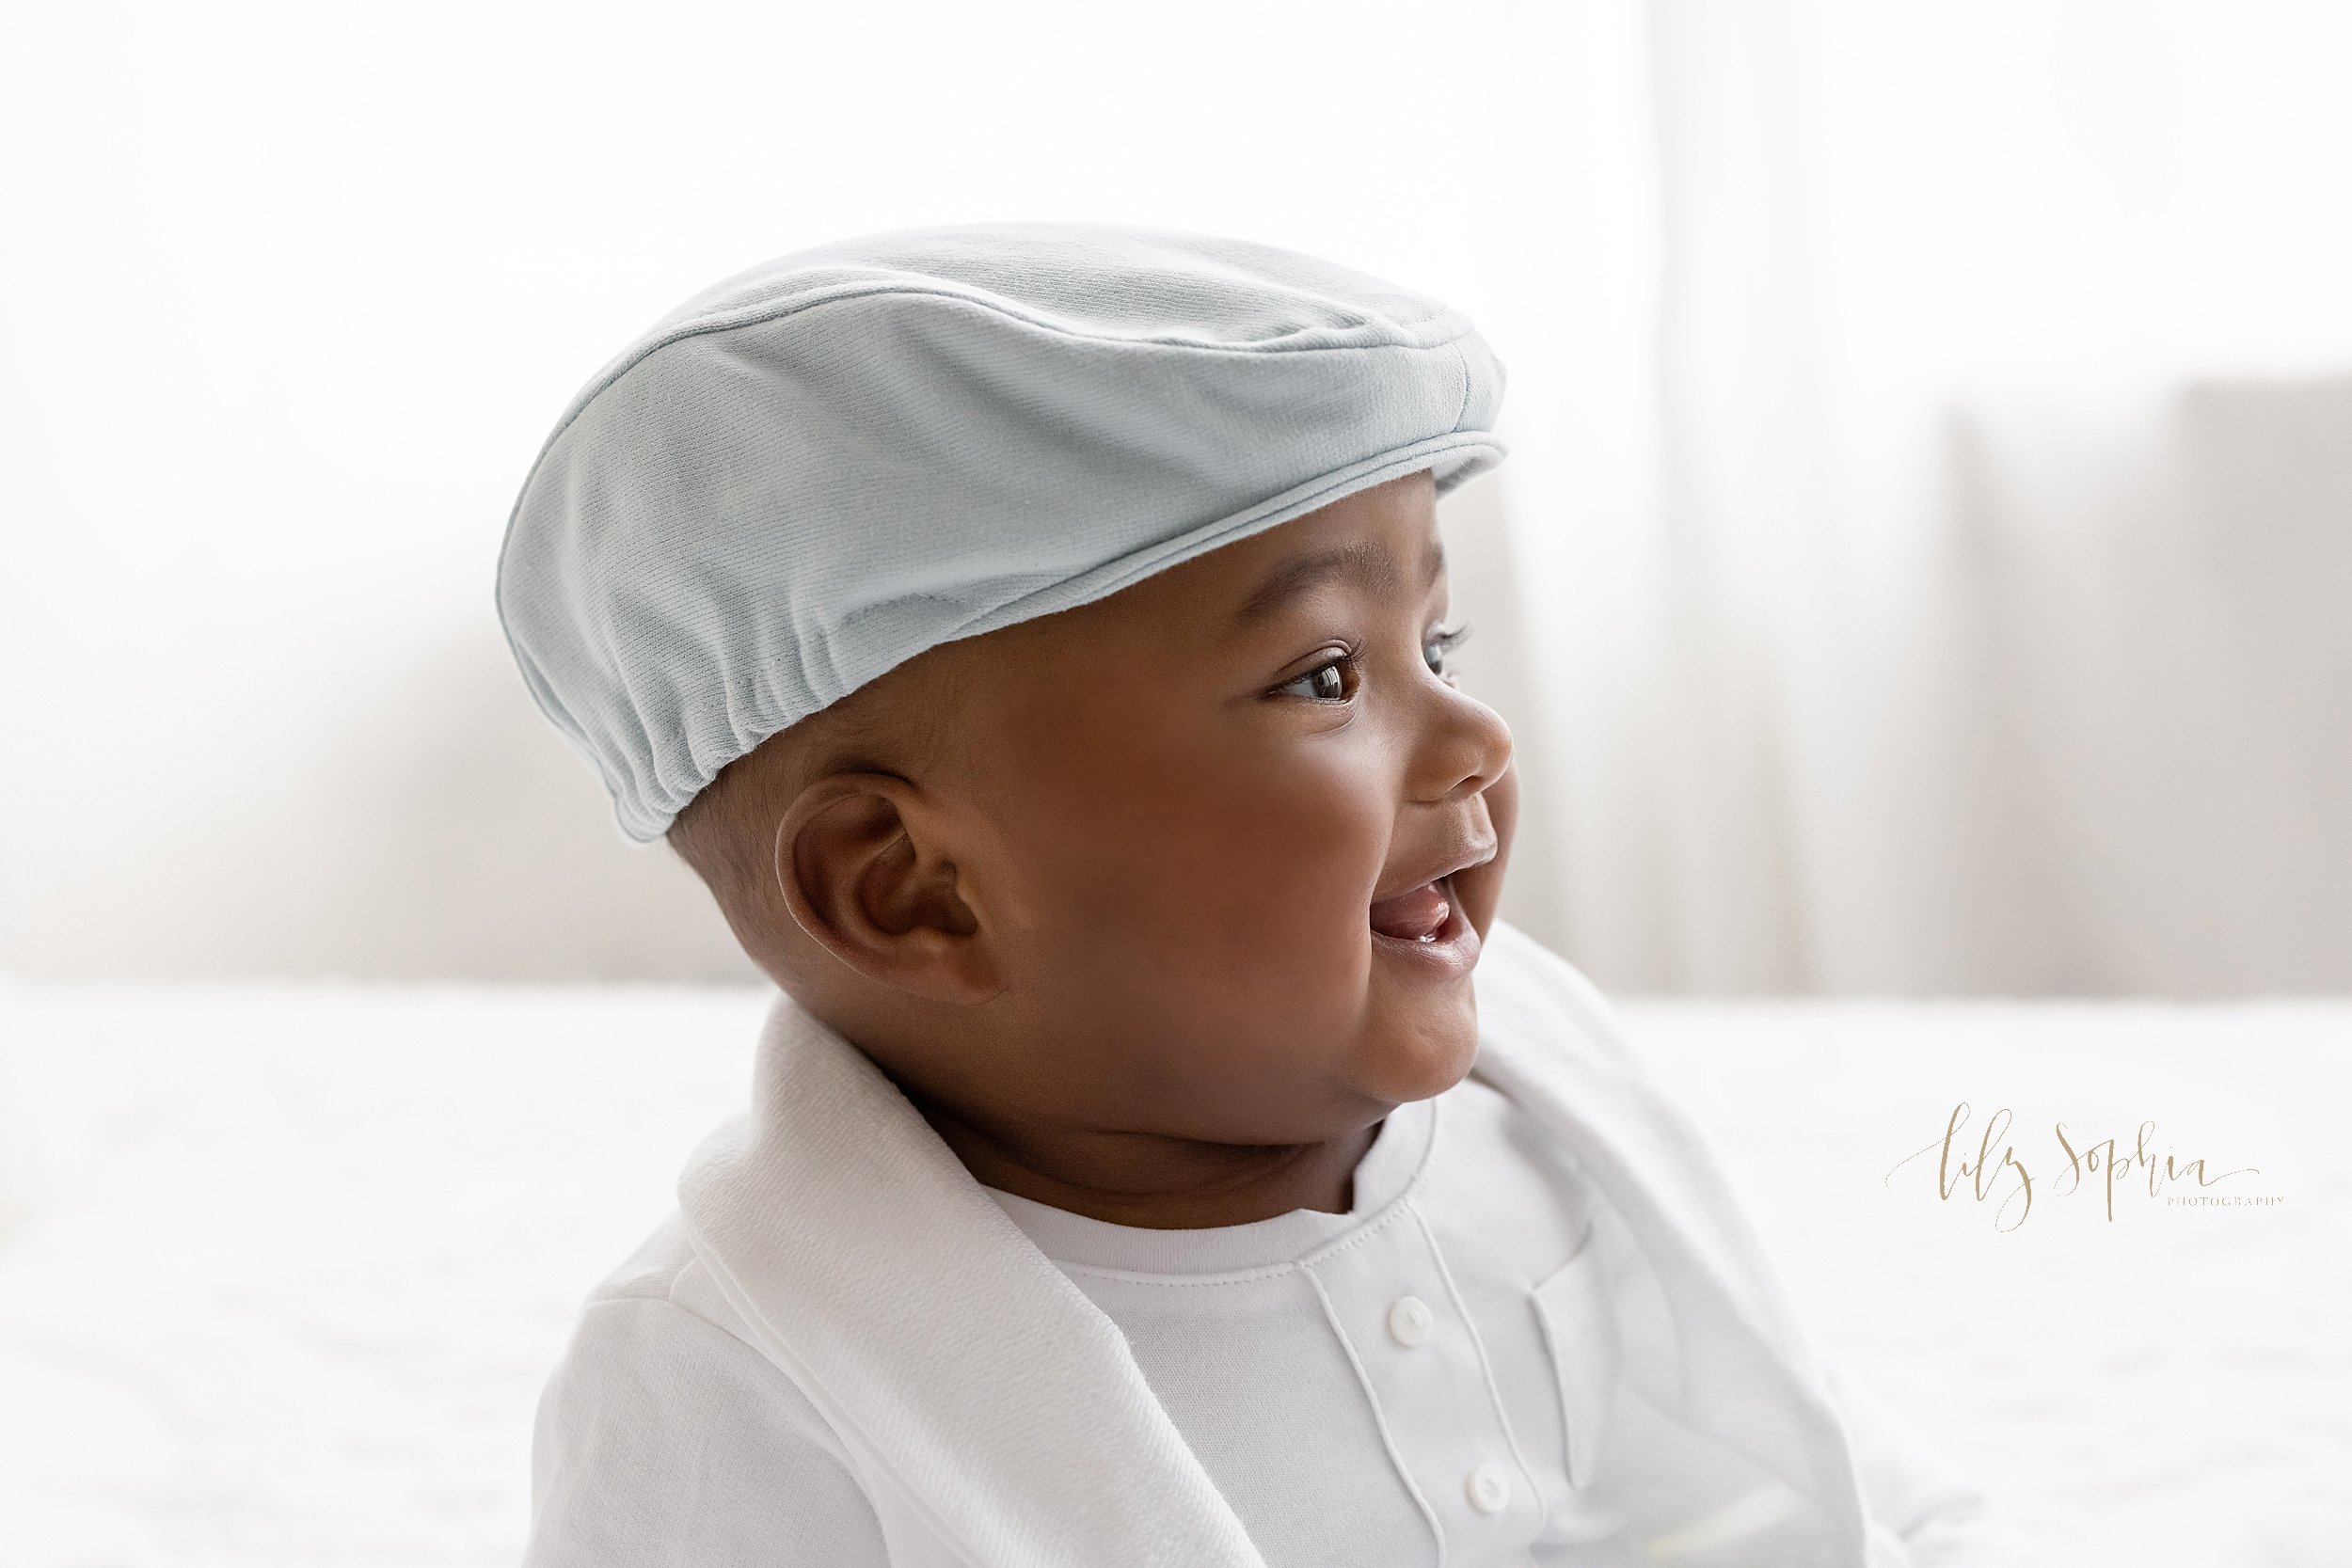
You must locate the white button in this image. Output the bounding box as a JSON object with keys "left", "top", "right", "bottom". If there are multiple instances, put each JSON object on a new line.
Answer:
{"left": 1466, "top": 1462, "right": 1512, "bottom": 1514}
{"left": 1386, "top": 1294, "right": 1434, "bottom": 1346}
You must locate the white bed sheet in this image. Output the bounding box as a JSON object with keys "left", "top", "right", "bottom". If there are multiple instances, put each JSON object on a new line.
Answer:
{"left": 1, "top": 986, "right": 2344, "bottom": 1565}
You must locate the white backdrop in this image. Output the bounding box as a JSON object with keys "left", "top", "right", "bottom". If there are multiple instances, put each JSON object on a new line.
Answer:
{"left": 6, "top": 1, "right": 2349, "bottom": 992}
{"left": 1539, "top": 2, "right": 2352, "bottom": 994}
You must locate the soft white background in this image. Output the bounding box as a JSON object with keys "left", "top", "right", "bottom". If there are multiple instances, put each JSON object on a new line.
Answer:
{"left": 7, "top": 0, "right": 2348, "bottom": 993}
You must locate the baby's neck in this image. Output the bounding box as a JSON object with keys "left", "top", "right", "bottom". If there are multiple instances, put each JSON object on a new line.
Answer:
{"left": 910, "top": 1099, "right": 1383, "bottom": 1230}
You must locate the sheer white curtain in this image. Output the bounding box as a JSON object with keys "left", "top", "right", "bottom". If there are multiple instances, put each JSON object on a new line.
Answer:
{"left": 5, "top": 0, "right": 2345, "bottom": 990}
{"left": 1489, "top": 0, "right": 2352, "bottom": 995}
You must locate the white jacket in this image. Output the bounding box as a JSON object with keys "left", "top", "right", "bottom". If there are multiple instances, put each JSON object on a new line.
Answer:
{"left": 527, "top": 922, "right": 2004, "bottom": 1566}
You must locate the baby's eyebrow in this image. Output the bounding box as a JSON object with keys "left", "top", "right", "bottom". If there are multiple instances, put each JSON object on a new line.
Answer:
{"left": 1232, "top": 537, "right": 1444, "bottom": 625}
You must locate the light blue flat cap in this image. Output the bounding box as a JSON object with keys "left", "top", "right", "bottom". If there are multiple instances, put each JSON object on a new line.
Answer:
{"left": 498, "top": 223, "right": 1507, "bottom": 841}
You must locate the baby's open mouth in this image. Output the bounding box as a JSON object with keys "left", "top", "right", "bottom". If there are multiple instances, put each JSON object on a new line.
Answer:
{"left": 1368, "top": 874, "right": 1456, "bottom": 943}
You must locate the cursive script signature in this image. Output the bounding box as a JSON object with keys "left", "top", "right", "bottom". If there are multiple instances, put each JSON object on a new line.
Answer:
{"left": 1886, "top": 1102, "right": 2261, "bottom": 1230}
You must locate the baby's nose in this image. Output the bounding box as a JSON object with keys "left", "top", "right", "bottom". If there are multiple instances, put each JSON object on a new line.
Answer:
{"left": 1407, "top": 686, "right": 1514, "bottom": 805}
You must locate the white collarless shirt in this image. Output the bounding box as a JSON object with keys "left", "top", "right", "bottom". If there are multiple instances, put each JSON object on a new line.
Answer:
{"left": 981, "top": 1074, "right": 1641, "bottom": 1568}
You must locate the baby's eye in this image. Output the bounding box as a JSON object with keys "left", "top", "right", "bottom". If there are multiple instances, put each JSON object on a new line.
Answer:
{"left": 1423, "top": 623, "right": 1472, "bottom": 677}
{"left": 1277, "top": 656, "right": 1355, "bottom": 702}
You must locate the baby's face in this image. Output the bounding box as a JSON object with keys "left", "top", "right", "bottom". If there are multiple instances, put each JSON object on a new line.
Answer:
{"left": 914, "top": 469, "right": 1516, "bottom": 1147}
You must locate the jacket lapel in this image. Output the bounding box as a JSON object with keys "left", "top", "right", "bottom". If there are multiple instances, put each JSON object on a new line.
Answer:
{"left": 676, "top": 995, "right": 1265, "bottom": 1568}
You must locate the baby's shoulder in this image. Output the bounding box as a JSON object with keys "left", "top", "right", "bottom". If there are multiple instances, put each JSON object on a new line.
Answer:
{"left": 556, "top": 1213, "right": 819, "bottom": 1423}
{"left": 580, "top": 1209, "right": 698, "bottom": 1303}
{"left": 546, "top": 1212, "right": 851, "bottom": 1457}
{"left": 527, "top": 1215, "right": 888, "bottom": 1566}
{"left": 563, "top": 1213, "right": 811, "bottom": 1406}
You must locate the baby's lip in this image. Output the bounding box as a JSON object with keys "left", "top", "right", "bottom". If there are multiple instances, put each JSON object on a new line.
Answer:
{"left": 1369, "top": 841, "right": 1497, "bottom": 909}
{"left": 1365, "top": 842, "right": 1497, "bottom": 942}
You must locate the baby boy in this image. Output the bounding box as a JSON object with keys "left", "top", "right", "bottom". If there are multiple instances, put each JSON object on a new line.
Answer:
{"left": 499, "top": 226, "right": 2001, "bottom": 1567}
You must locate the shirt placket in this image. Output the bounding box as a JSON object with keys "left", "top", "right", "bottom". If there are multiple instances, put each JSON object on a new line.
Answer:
{"left": 1307, "top": 1205, "right": 1543, "bottom": 1561}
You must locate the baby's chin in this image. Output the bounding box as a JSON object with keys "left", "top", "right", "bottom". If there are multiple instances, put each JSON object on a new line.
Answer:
{"left": 1343, "top": 978, "right": 1484, "bottom": 1107}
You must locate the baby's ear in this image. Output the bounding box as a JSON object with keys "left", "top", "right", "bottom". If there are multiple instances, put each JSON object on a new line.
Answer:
{"left": 773, "top": 773, "right": 1002, "bottom": 1005}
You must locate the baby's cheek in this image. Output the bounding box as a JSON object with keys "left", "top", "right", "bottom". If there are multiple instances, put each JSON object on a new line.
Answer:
{"left": 1219, "top": 819, "right": 1380, "bottom": 957}
{"left": 1195, "top": 816, "right": 1388, "bottom": 1030}
{"left": 1033, "top": 756, "right": 1389, "bottom": 1033}
{"left": 1120, "top": 760, "right": 1381, "bottom": 925}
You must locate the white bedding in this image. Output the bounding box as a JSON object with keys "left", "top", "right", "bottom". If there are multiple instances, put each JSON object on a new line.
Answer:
{"left": 1, "top": 987, "right": 2344, "bottom": 1565}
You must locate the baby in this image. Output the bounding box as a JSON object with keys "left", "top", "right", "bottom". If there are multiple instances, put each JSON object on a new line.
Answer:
{"left": 499, "top": 226, "right": 2001, "bottom": 1567}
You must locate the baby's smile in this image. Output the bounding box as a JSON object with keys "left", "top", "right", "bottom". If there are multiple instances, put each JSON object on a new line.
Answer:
{"left": 1369, "top": 842, "right": 1498, "bottom": 977}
